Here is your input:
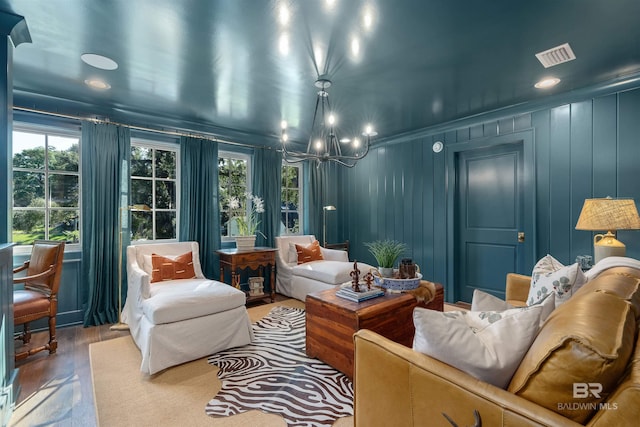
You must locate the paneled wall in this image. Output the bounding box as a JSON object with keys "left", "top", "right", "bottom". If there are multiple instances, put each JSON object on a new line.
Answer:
{"left": 17, "top": 87, "right": 640, "bottom": 326}
{"left": 334, "top": 88, "right": 640, "bottom": 299}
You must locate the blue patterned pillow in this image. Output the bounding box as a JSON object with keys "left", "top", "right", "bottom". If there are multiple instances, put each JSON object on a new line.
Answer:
{"left": 526, "top": 255, "right": 587, "bottom": 306}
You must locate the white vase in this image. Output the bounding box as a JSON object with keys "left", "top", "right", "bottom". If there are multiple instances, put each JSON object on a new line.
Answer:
{"left": 379, "top": 267, "right": 394, "bottom": 278}
{"left": 235, "top": 235, "right": 256, "bottom": 251}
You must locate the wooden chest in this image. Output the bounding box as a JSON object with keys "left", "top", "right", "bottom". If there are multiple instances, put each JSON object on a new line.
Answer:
{"left": 305, "top": 282, "right": 444, "bottom": 378}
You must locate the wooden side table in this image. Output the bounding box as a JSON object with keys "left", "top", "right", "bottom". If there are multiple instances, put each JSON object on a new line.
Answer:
{"left": 216, "top": 247, "right": 278, "bottom": 303}
{"left": 305, "top": 283, "right": 444, "bottom": 378}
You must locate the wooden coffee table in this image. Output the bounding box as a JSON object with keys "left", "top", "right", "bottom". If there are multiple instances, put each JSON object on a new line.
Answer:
{"left": 305, "top": 282, "right": 444, "bottom": 378}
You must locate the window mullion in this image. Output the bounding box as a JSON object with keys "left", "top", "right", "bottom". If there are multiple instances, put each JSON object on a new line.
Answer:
{"left": 152, "top": 148, "right": 157, "bottom": 240}
{"left": 44, "top": 133, "right": 50, "bottom": 239}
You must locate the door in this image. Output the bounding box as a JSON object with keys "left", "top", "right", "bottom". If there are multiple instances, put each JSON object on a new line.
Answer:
{"left": 455, "top": 142, "right": 528, "bottom": 302}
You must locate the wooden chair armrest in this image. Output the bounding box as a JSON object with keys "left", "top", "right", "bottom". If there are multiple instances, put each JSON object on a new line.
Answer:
{"left": 12, "top": 261, "right": 30, "bottom": 274}
{"left": 13, "top": 265, "right": 56, "bottom": 284}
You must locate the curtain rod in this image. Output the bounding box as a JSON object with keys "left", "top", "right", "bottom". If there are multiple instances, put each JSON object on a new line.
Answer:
{"left": 13, "top": 106, "right": 276, "bottom": 151}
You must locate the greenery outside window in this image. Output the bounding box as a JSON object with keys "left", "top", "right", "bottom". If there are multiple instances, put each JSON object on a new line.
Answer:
{"left": 281, "top": 163, "right": 302, "bottom": 235}
{"left": 219, "top": 152, "right": 250, "bottom": 240}
{"left": 130, "top": 140, "right": 179, "bottom": 241}
{"left": 12, "top": 127, "right": 80, "bottom": 247}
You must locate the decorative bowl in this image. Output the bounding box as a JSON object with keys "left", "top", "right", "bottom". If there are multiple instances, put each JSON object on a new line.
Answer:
{"left": 374, "top": 273, "right": 423, "bottom": 291}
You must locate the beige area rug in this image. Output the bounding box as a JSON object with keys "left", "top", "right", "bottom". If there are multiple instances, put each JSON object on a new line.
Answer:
{"left": 90, "top": 299, "right": 353, "bottom": 427}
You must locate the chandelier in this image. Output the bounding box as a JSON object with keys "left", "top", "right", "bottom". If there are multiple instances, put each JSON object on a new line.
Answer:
{"left": 280, "top": 76, "right": 377, "bottom": 168}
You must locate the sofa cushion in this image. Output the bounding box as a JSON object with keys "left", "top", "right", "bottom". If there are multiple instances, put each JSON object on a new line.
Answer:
{"left": 508, "top": 287, "right": 637, "bottom": 424}
{"left": 587, "top": 335, "right": 640, "bottom": 426}
{"left": 295, "top": 240, "right": 324, "bottom": 264}
{"left": 472, "top": 289, "right": 555, "bottom": 326}
{"left": 142, "top": 279, "right": 245, "bottom": 324}
{"left": 527, "top": 255, "right": 586, "bottom": 306}
{"left": 413, "top": 304, "right": 544, "bottom": 388}
{"left": 292, "top": 260, "right": 369, "bottom": 285}
{"left": 150, "top": 252, "right": 196, "bottom": 283}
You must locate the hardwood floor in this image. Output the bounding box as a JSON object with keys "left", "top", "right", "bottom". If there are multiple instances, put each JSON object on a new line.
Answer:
{"left": 10, "top": 324, "right": 129, "bottom": 426}
{"left": 9, "top": 295, "right": 288, "bottom": 426}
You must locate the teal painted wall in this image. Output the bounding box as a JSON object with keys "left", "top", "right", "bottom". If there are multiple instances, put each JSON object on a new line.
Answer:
{"left": 10, "top": 87, "right": 640, "bottom": 326}
{"left": 334, "top": 88, "right": 640, "bottom": 301}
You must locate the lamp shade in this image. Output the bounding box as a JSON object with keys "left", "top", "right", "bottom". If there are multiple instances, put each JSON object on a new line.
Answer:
{"left": 575, "top": 198, "right": 640, "bottom": 231}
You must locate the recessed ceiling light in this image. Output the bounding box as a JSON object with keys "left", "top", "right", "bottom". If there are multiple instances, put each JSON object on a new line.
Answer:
{"left": 278, "top": 3, "right": 290, "bottom": 26}
{"left": 534, "top": 77, "right": 561, "bottom": 89}
{"left": 278, "top": 33, "right": 289, "bottom": 56}
{"left": 81, "top": 53, "right": 118, "bottom": 70}
{"left": 84, "top": 79, "right": 111, "bottom": 90}
{"left": 351, "top": 37, "right": 360, "bottom": 56}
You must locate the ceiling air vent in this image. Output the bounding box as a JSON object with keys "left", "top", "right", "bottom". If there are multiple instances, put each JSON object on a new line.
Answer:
{"left": 535, "top": 43, "right": 576, "bottom": 68}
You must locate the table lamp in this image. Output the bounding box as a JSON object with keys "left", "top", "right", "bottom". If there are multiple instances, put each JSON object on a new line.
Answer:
{"left": 575, "top": 197, "right": 640, "bottom": 263}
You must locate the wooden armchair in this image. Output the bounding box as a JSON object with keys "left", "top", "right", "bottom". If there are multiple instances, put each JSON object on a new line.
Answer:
{"left": 13, "top": 240, "right": 65, "bottom": 360}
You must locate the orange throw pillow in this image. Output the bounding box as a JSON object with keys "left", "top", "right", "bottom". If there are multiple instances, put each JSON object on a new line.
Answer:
{"left": 150, "top": 252, "right": 196, "bottom": 283}
{"left": 295, "top": 240, "right": 324, "bottom": 265}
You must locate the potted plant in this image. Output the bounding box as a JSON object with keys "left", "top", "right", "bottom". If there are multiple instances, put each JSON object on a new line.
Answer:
{"left": 364, "top": 239, "right": 407, "bottom": 278}
{"left": 227, "top": 193, "right": 266, "bottom": 250}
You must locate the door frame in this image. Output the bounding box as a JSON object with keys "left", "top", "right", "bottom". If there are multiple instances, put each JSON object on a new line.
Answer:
{"left": 445, "top": 130, "right": 536, "bottom": 303}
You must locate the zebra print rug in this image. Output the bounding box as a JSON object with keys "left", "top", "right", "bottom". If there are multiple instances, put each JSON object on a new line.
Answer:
{"left": 205, "top": 306, "right": 353, "bottom": 427}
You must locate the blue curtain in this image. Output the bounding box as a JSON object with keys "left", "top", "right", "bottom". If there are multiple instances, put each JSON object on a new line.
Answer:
{"left": 179, "top": 136, "right": 219, "bottom": 278}
{"left": 82, "top": 123, "right": 130, "bottom": 326}
{"left": 308, "top": 161, "right": 324, "bottom": 239}
{"left": 252, "top": 148, "right": 282, "bottom": 247}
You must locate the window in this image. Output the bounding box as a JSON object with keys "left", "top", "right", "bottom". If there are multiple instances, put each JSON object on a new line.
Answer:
{"left": 130, "top": 141, "right": 179, "bottom": 241}
{"left": 281, "top": 163, "right": 302, "bottom": 234}
{"left": 12, "top": 127, "right": 80, "bottom": 246}
{"left": 218, "top": 152, "right": 249, "bottom": 240}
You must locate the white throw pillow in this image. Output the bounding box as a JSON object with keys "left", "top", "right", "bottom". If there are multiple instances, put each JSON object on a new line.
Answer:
{"left": 413, "top": 305, "right": 544, "bottom": 388}
{"left": 287, "top": 243, "right": 299, "bottom": 264}
{"left": 530, "top": 254, "right": 564, "bottom": 289}
{"left": 470, "top": 289, "right": 512, "bottom": 312}
{"left": 527, "top": 255, "right": 587, "bottom": 306}
{"left": 471, "top": 289, "right": 555, "bottom": 326}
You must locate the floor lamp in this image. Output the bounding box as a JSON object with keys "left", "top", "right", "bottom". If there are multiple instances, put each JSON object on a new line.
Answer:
{"left": 111, "top": 204, "right": 151, "bottom": 331}
{"left": 322, "top": 205, "right": 336, "bottom": 247}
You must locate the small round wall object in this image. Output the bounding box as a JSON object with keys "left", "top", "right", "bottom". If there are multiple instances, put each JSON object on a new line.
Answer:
{"left": 432, "top": 141, "right": 443, "bottom": 153}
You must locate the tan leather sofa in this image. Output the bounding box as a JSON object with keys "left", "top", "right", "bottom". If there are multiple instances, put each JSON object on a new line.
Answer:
{"left": 353, "top": 266, "right": 640, "bottom": 426}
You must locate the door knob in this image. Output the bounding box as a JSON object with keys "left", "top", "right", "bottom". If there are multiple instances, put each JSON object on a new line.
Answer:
{"left": 518, "top": 232, "right": 525, "bottom": 242}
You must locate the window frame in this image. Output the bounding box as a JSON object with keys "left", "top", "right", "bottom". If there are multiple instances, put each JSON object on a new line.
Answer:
{"left": 130, "top": 138, "right": 181, "bottom": 243}
{"left": 219, "top": 150, "right": 251, "bottom": 243}
{"left": 280, "top": 162, "right": 304, "bottom": 236}
{"left": 12, "top": 122, "right": 82, "bottom": 254}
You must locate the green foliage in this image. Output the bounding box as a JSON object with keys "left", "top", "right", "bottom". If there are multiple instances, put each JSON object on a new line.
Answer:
{"left": 281, "top": 165, "right": 300, "bottom": 234}
{"left": 219, "top": 157, "right": 248, "bottom": 236}
{"left": 63, "top": 230, "right": 80, "bottom": 243}
{"left": 364, "top": 239, "right": 408, "bottom": 268}
{"left": 12, "top": 230, "right": 45, "bottom": 245}
{"left": 12, "top": 142, "right": 80, "bottom": 243}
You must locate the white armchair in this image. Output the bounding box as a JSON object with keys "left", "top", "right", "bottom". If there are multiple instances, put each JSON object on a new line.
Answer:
{"left": 121, "top": 241, "right": 253, "bottom": 375}
{"left": 275, "top": 235, "right": 376, "bottom": 301}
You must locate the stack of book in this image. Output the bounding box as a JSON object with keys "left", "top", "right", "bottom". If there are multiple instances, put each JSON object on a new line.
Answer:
{"left": 336, "top": 286, "right": 384, "bottom": 302}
